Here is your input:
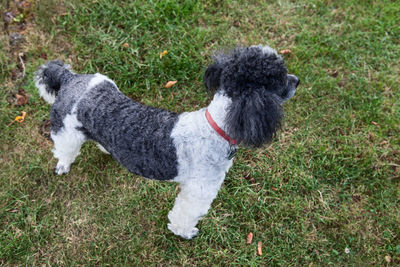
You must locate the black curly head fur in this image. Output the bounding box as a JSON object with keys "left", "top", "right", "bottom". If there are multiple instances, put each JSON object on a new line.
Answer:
{"left": 204, "top": 45, "right": 299, "bottom": 147}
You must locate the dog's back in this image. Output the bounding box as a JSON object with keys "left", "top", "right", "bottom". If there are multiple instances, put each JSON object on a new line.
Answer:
{"left": 75, "top": 77, "right": 180, "bottom": 180}
{"left": 35, "top": 61, "right": 180, "bottom": 180}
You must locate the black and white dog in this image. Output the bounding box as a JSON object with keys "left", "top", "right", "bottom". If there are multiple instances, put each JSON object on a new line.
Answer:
{"left": 34, "top": 45, "right": 299, "bottom": 239}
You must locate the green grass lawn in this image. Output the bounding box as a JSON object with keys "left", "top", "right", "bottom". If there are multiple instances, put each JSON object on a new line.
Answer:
{"left": 1, "top": 0, "right": 399, "bottom": 265}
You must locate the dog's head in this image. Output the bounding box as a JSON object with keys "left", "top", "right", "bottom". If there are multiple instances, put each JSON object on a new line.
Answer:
{"left": 204, "top": 45, "right": 299, "bottom": 147}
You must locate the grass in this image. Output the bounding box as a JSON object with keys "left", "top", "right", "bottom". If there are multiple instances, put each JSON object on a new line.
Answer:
{"left": 1, "top": 0, "right": 399, "bottom": 265}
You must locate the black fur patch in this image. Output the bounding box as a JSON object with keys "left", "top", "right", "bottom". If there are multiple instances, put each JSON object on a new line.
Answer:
{"left": 76, "top": 81, "right": 179, "bottom": 180}
{"left": 38, "top": 60, "right": 74, "bottom": 97}
{"left": 226, "top": 91, "right": 282, "bottom": 147}
{"left": 204, "top": 62, "right": 223, "bottom": 92}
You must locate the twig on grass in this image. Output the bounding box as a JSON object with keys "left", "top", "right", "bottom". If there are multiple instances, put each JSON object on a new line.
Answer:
{"left": 18, "top": 52, "right": 25, "bottom": 78}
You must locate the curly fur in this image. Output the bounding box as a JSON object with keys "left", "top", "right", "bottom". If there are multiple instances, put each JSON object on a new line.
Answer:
{"left": 35, "top": 45, "right": 299, "bottom": 239}
{"left": 204, "top": 45, "right": 298, "bottom": 147}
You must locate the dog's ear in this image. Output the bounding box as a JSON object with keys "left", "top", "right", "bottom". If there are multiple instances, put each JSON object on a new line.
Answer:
{"left": 204, "top": 62, "right": 223, "bottom": 92}
{"left": 226, "top": 89, "right": 283, "bottom": 148}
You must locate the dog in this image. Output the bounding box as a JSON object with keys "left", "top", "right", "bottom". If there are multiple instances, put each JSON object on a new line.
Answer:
{"left": 34, "top": 45, "right": 299, "bottom": 239}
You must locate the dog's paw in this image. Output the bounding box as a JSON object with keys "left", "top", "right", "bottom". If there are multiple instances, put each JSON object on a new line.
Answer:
{"left": 54, "top": 162, "right": 70, "bottom": 175}
{"left": 167, "top": 223, "right": 199, "bottom": 240}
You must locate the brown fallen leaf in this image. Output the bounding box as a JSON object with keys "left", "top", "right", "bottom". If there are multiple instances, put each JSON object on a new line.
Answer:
{"left": 279, "top": 49, "right": 292, "bottom": 55}
{"left": 40, "top": 120, "right": 51, "bottom": 138}
{"left": 371, "top": 121, "right": 380, "bottom": 127}
{"left": 122, "top": 43, "right": 129, "bottom": 48}
{"left": 165, "top": 81, "right": 177, "bottom": 88}
{"left": 15, "top": 89, "right": 28, "bottom": 106}
{"left": 257, "top": 241, "right": 262, "bottom": 256}
{"left": 246, "top": 232, "right": 253, "bottom": 244}
{"left": 329, "top": 69, "right": 339, "bottom": 78}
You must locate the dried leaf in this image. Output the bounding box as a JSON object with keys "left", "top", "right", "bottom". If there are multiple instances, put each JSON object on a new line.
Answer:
{"left": 330, "top": 69, "right": 339, "bottom": 78}
{"left": 160, "top": 50, "right": 167, "bottom": 59}
{"left": 165, "top": 81, "right": 177, "bottom": 88}
{"left": 40, "top": 120, "right": 51, "bottom": 138}
{"left": 246, "top": 232, "right": 253, "bottom": 244}
{"left": 7, "top": 111, "right": 26, "bottom": 127}
{"left": 122, "top": 43, "right": 129, "bottom": 48}
{"left": 15, "top": 90, "right": 28, "bottom": 106}
{"left": 257, "top": 241, "right": 262, "bottom": 256}
{"left": 15, "top": 111, "right": 27, "bottom": 123}
{"left": 371, "top": 121, "right": 380, "bottom": 127}
{"left": 279, "top": 49, "right": 292, "bottom": 55}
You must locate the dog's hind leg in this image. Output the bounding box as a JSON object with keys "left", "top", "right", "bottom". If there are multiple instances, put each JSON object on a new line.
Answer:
{"left": 167, "top": 176, "right": 224, "bottom": 239}
{"left": 51, "top": 114, "right": 86, "bottom": 175}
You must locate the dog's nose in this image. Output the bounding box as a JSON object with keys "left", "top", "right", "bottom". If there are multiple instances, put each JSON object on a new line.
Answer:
{"left": 294, "top": 76, "right": 300, "bottom": 87}
{"left": 288, "top": 74, "right": 300, "bottom": 88}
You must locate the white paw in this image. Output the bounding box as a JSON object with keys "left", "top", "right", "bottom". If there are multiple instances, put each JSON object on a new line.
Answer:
{"left": 55, "top": 162, "right": 70, "bottom": 175}
{"left": 168, "top": 223, "right": 199, "bottom": 239}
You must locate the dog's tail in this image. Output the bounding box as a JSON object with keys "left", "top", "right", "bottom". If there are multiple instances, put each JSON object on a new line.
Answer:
{"left": 34, "top": 60, "right": 74, "bottom": 104}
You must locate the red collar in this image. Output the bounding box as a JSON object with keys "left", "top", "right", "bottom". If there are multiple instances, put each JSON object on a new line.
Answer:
{"left": 205, "top": 109, "right": 237, "bottom": 145}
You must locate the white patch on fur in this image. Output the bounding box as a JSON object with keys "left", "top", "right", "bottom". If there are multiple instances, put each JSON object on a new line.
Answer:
{"left": 35, "top": 79, "right": 56, "bottom": 104}
{"left": 168, "top": 92, "right": 233, "bottom": 239}
{"left": 251, "top": 44, "right": 277, "bottom": 56}
{"left": 206, "top": 93, "right": 232, "bottom": 132}
{"left": 34, "top": 62, "right": 74, "bottom": 105}
{"left": 88, "top": 73, "right": 117, "bottom": 90}
{"left": 261, "top": 45, "right": 277, "bottom": 55}
{"left": 50, "top": 73, "right": 116, "bottom": 175}
{"left": 51, "top": 113, "right": 86, "bottom": 175}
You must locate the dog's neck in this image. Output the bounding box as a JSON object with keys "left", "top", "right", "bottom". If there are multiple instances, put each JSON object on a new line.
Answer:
{"left": 207, "top": 92, "right": 232, "bottom": 132}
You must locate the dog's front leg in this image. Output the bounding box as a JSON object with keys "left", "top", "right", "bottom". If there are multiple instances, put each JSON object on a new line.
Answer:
{"left": 167, "top": 178, "right": 224, "bottom": 239}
